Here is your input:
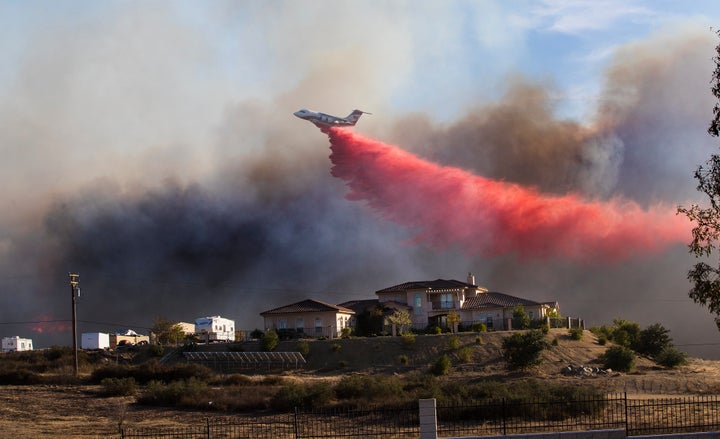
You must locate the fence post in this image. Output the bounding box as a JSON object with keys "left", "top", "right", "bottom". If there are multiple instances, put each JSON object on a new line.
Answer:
{"left": 623, "top": 392, "right": 629, "bottom": 436}
{"left": 502, "top": 398, "right": 508, "bottom": 436}
{"left": 206, "top": 417, "right": 210, "bottom": 439}
{"left": 294, "top": 406, "right": 299, "bottom": 439}
{"left": 419, "top": 398, "right": 437, "bottom": 439}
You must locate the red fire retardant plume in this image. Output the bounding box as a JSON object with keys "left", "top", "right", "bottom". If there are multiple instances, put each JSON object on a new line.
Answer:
{"left": 327, "top": 128, "right": 691, "bottom": 262}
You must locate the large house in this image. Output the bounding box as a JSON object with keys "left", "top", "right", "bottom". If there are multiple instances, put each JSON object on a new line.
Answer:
{"left": 260, "top": 299, "right": 355, "bottom": 338}
{"left": 376, "top": 273, "right": 558, "bottom": 330}
{"left": 259, "top": 274, "right": 559, "bottom": 337}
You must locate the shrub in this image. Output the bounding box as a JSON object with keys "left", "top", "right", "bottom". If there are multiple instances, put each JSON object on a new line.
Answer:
{"left": 250, "top": 329, "right": 264, "bottom": 339}
{"left": 402, "top": 333, "right": 416, "bottom": 348}
{"left": 426, "top": 325, "right": 442, "bottom": 335}
{"left": 475, "top": 336, "right": 483, "bottom": 344}
{"left": 655, "top": 347, "right": 688, "bottom": 369}
{"left": 338, "top": 360, "right": 348, "bottom": 368}
{"left": 260, "top": 330, "right": 279, "bottom": 352}
{"left": 138, "top": 377, "right": 209, "bottom": 407}
{"left": 539, "top": 323, "right": 550, "bottom": 334}
{"left": 551, "top": 337, "right": 559, "bottom": 346}
{"left": 447, "top": 336, "right": 460, "bottom": 350}
{"left": 341, "top": 327, "right": 353, "bottom": 338}
{"left": 598, "top": 334, "right": 608, "bottom": 346}
{"left": 602, "top": 346, "right": 636, "bottom": 372}
{"left": 512, "top": 305, "right": 530, "bottom": 330}
{"left": 501, "top": 330, "right": 549, "bottom": 370}
{"left": 297, "top": 340, "right": 310, "bottom": 356}
{"left": 637, "top": 323, "right": 673, "bottom": 357}
{"left": 471, "top": 322, "right": 487, "bottom": 332}
{"left": 145, "top": 344, "right": 164, "bottom": 357}
{"left": 100, "top": 377, "right": 136, "bottom": 396}
{"left": 398, "top": 354, "right": 409, "bottom": 365}
{"left": 331, "top": 343, "right": 342, "bottom": 352}
{"left": 271, "top": 381, "right": 334, "bottom": 411}
{"left": 335, "top": 374, "right": 405, "bottom": 401}
{"left": 458, "top": 347, "right": 472, "bottom": 363}
{"left": 431, "top": 354, "right": 451, "bottom": 376}
{"left": 568, "top": 327, "right": 584, "bottom": 340}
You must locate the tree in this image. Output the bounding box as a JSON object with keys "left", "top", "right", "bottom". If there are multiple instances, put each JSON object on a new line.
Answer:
{"left": 678, "top": 31, "right": 720, "bottom": 324}
{"left": 501, "top": 329, "right": 549, "bottom": 370}
{"left": 152, "top": 317, "right": 186, "bottom": 345}
{"left": 601, "top": 346, "right": 636, "bottom": 372}
{"left": 387, "top": 310, "right": 412, "bottom": 336}
{"left": 512, "top": 305, "right": 530, "bottom": 330}
{"left": 637, "top": 323, "right": 673, "bottom": 357}
{"left": 446, "top": 311, "right": 461, "bottom": 333}
{"left": 260, "top": 330, "right": 279, "bottom": 351}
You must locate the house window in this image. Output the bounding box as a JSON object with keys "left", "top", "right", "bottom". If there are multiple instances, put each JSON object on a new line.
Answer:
{"left": 528, "top": 311, "right": 534, "bottom": 319}
{"left": 279, "top": 319, "right": 287, "bottom": 329}
{"left": 315, "top": 318, "right": 322, "bottom": 335}
{"left": 414, "top": 294, "right": 422, "bottom": 315}
{"left": 441, "top": 293, "right": 453, "bottom": 309}
{"left": 296, "top": 318, "right": 304, "bottom": 333}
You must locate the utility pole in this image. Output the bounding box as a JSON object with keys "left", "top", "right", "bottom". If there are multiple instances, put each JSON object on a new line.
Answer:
{"left": 69, "top": 273, "right": 79, "bottom": 377}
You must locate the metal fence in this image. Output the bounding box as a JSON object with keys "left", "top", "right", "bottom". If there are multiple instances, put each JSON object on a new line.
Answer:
{"left": 119, "top": 394, "right": 720, "bottom": 439}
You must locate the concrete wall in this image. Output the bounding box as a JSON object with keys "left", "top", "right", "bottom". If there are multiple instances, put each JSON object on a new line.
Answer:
{"left": 442, "top": 430, "right": 626, "bottom": 439}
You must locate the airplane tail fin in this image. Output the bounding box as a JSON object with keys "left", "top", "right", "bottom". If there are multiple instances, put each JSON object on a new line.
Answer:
{"left": 345, "top": 109, "right": 371, "bottom": 125}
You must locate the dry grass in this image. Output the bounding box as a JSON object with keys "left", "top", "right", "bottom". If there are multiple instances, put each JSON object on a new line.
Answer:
{"left": 2, "top": 329, "right": 720, "bottom": 437}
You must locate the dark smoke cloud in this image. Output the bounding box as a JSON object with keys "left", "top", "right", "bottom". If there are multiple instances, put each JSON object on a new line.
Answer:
{"left": 2, "top": 20, "right": 719, "bottom": 360}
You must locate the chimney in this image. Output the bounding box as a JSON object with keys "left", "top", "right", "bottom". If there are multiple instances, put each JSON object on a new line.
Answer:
{"left": 467, "top": 272, "right": 475, "bottom": 285}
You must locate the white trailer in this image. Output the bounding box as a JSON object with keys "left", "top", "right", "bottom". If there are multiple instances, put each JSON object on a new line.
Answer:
{"left": 81, "top": 332, "right": 110, "bottom": 350}
{"left": 1, "top": 336, "right": 33, "bottom": 353}
{"left": 195, "top": 316, "right": 235, "bottom": 342}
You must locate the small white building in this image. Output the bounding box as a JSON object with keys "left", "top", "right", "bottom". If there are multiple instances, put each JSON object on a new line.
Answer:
{"left": 195, "top": 316, "right": 235, "bottom": 342}
{"left": 81, "top": 332, "right": 110, "bottom": 350}
{"left": 1, "top": 336, "right": 33, "bottom": 353}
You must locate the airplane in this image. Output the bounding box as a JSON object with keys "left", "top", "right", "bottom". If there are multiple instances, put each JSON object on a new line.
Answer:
{"left": 293, "top": 108, "right": 371, "bottom": 128}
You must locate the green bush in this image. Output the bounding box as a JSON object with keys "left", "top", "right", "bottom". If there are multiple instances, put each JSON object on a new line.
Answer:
{"left": 335, "top": 374, "right": 405, "bottom": 402}
{"left": 138, "top": 377, "right": 209, "bottom": 407}
{"left": 145, "top": 344, "right": 164, "bottom": 357}
{"left": 331, "top": 343, "right": 342, "bottom": 352}
{"left": 655, "top": 347, "right": 688, "bottom": 368}
{"left": 402, "top": 333, "right": 416, "bottom": 348}
{"left": 398, "top": 354, "right": 409, "bottom": 365}
{"left": 458, "top": 347, "right": 472, "bottom": 363}
{"left": 297, "top": 340, "right": 310, "bottom": 356}
{"left": 598, "top": 334, "right": 608, "bottom": 346}
{"left": 472, "top": 322, "right": 487, "bottom": 332}
{"left": 568, "top": 327, "right": 584, "bottom": 340}
{"left": 637, "top": 323, "right": 673, "bottom": 357}
{"left": 427, "top": 325, "right": 442, "bottom": 335}
{"left": 271, "top": 381, "right": 333, "bottom": 411}
{"left": 602, "top": 346, "right": 636, "bottom": 372}
{"left": 447, "top": 336, "right": 460, "bottom": 350}
{"left": 512, "top": 305, "right": 530, "bottom": 330}
{"left": 260, "top": 330, "right": 279, "bottom": 351}
{"left": 475, "top": 336, "right": 483, "bottom": 344}
{"left": 100, "top": 377, "right": 136, "bottom": 396}
{"left": 341, "top": 327, "right": 353, "bottom": 338}
{"left": 431, "top": 354, "right": 451, "bottom": 376}
{"left": 551, "top": 337, "right": 559, "bottom": 346}
{"left": 250, "top": 329, "right": 264, "bottom": 339}
{"left": 502, "top": 330, "right": 549, "bottom": 370}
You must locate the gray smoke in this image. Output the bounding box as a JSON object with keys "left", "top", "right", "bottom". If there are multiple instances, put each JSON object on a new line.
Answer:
{"left": 1, "top": 7, "right": 718, "bottom": 359}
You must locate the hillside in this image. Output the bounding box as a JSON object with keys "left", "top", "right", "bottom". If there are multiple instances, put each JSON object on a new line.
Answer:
{"left": 2, "top": 329, "right": 720, "bottom": 438}
{"left": 194, "top": 329, "right": 720, "bottom": 395}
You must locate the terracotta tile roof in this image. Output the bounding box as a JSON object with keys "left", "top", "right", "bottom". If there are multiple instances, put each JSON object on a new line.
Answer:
{"left": 260, "top": 299, "right": 355, "bottom": 316}
{"left": 338, "top": 299, "right": 379, "bottom": 314}
{"left": 462, "top": 292, "right": 551, "bottom": 310}
{"left": 376, "top": 279, "right": 477, "bottom": 294}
